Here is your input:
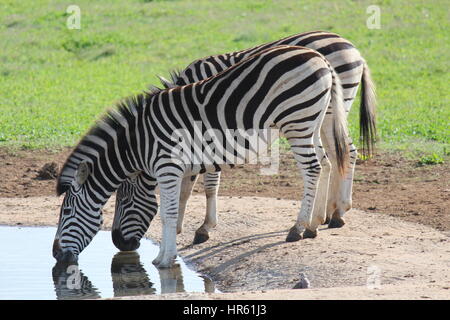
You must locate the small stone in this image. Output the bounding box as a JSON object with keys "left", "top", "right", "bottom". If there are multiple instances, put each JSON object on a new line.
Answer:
{"left": 293, "top": 273, "right": 310, "bottom": 289}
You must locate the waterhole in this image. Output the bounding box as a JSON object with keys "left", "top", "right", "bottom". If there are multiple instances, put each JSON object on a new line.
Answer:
{"left": 0, "top": 226, "right": 216, "bottom": 299}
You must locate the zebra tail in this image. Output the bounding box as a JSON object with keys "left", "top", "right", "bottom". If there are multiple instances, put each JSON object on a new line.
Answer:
{"left": 359, "top": 59, "right": 377, "bottom": 158}
{"left": 330, "top": 67, "right": 349, "bottom": 177}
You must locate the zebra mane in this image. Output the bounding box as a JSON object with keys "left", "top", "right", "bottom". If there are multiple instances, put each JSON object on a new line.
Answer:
{"left": 169, "top": 69, "right": 181, "bottom": 84}
{"left": 56, "top": 90, "right": 158, "bottom": 196}
{"left": 157, "top": 69, "right": 181, "bottom": 89}
{"left": 147, "top": 83, "right": 164, "bottom": 95}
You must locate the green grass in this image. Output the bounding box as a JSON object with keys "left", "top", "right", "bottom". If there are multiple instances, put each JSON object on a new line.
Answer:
{"left": 418, "top": 153, "right": 444, "bottom": 166}
{"left": 1, "top": 0, "right": 449, "bottom": 161}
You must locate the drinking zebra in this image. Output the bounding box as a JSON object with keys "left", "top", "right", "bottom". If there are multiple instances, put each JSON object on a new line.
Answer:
{"left": 54, "top": 45, "right": 350, "bottom": 267}
{"left": 113, "top": 30, "right": 376, "bottom": 249}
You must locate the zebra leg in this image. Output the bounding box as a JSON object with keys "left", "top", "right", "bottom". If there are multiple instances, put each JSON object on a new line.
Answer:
{"left": 152, "top": 175, "right": 182, "bottom": 268}
{"left": 322, "top": 125, "right": 338, "bottom": 226}
{"left": 193, "top": 172, "right": 220, "bottom": 245}
{"left": 318, "top": 113, "right": 341, "bottom": 226}
{"left": 328, "top": 141, "right": 357, "bottom": 228}
{"left": 325, "top": 69, "right": 361, "bottom": 226}
{"left": 306, "top": 139, "right": 331, "bottom": 236}
{"left": 321, "top": 111, "right": 357, "bottom": 228}
{"left": 157, "top": 263, "right": 184, "bottom": 294}
{"left": 177, "top": 175, "right": 198, "bottom": 234}
{"left": 285, "top": 132, "right": 323, "bottom": 242}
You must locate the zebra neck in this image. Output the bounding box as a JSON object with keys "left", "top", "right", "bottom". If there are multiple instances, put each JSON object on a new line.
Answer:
{"left": 57, "top": 93, "right": 155, "bottom": 195}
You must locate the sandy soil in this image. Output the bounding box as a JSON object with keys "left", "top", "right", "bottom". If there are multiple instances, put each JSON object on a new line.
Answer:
{"left": 1, "top": 147, "right": 449, "bottom": 231}
{"left": 1, "top": 147, "right": 449, "bottom": 299}
{"left": 1, "top": 195, "right": 449, "bottom": 300}
{"left": 112, "top": 284, "right": 450, "bottom": 300}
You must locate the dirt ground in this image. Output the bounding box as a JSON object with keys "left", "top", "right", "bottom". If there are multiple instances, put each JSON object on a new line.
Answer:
{"left": 0, "top": 147, "right": 449, "bottom": 299}
{"left": 1, "top": 147, "right": 449, "bottom": 231}
{"left": 1, "top": 195, "right": 449, "bottom": 299}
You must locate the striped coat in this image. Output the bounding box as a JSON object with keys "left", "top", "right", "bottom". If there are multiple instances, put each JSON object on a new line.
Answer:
{"left": 54, "top": 45, "right": 350, "bottom": 267}
{"left": 113, "top": 31, "right": 376, "bottom": 248}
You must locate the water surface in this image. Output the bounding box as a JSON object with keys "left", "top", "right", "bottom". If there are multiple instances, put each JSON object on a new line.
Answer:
{"left": 0, "top": 226, "right": 215, "bottom": 299}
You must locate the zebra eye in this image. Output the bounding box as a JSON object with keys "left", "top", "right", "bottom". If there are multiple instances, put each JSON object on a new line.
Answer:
{"left": 63, "top": 208, "right": 72, "bottom": 216}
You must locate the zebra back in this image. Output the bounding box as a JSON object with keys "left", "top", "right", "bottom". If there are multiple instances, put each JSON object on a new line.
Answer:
{"left": 160, "top": 30, "right": 376, "bottom": 156}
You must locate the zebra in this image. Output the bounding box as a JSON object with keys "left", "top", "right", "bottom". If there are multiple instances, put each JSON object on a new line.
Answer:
{"left": 53, "top": 45, "right": 350, "bottom": 268}
{"left": 112, "top": 30, "right": 376, "bottom": 249}
{"left": 52, "top": 263, "right": 101, "bottom": 300}
{"left": 111, "top": 252, "right": 156, "bottom": 297}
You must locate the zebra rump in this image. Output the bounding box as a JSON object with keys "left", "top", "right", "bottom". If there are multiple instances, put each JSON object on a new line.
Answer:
{"left": 160, "top": 30, "right": 376, "bottom": 157}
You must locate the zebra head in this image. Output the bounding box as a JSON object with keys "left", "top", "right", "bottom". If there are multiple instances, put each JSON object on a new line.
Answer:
{"left": 112, "top": 172, "right": 158, "bottom": 252}
{"left": 53, "top": 94, "right": 156, "bottom": 262}
{"left": 53, "top": 161, "right": 105, "bottom": 263}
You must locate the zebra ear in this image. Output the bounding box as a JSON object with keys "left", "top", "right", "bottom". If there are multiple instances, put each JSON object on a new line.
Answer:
{"left": 75, "top": 161, "right": 90, "bottom": 186}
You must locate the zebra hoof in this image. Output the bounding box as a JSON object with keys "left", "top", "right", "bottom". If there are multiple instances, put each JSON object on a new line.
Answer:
{"left": 112, "top": 229, "right": 141, "bottom": 251}
{"left": 286, "top": 226, "right": 303, "bottom": 242}
{"left": 153, "top": 259, "right": 174, "bottom": 269}
{"left": 328, "top": 217, "right": 345, "bottom": 228}
{"left": 193, "top": 232, "right": 209, "bottom": 245}
{"left": 303, "top": 229, "right": 317, "bottom": 239}
{"left": 152, "top": 255, "right": 176, "bottom": 269}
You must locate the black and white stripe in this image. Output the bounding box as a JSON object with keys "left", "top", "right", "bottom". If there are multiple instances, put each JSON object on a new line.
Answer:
{"left": 114, "top": 31, "right": 376, "bottom": 247}
{"left": 54, "top": 45, "right": 350, "bottom": 267}
{"left": 112, "top": 171, "right": 157, "bottom": 251}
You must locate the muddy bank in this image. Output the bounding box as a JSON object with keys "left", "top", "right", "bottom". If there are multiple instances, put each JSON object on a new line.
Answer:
{"left": 1, "top": 195, "right": 449, "bottom": 299}
{"left": 1, "top": 147, "right": 449, "bottom": 232}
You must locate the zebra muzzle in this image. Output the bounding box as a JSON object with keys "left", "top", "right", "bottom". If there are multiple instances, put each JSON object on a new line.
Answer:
{"left": 52, "top": 239, "right": 78, "bottom": 263}
{"left": 112, "top": 229, "right": 141, "bottom": 252}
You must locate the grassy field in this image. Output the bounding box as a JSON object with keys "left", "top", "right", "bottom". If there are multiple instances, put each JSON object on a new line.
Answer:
{"left": 1, "top": 0, "right": 449, "bottom": 160}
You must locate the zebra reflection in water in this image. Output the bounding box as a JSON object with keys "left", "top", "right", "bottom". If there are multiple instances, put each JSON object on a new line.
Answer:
{"left": 52, "top": 262, "right": 101, "bottom": 300}
{"left": 52, "top": 252, "right": 214, "bottom": 299}
{"left": 110, "top": 251, "right": 156, "bottom": 297}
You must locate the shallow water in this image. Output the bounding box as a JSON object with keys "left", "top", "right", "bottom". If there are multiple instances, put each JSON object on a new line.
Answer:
{"left": 0, "top": 226, "right": 216, "bottom": 299}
